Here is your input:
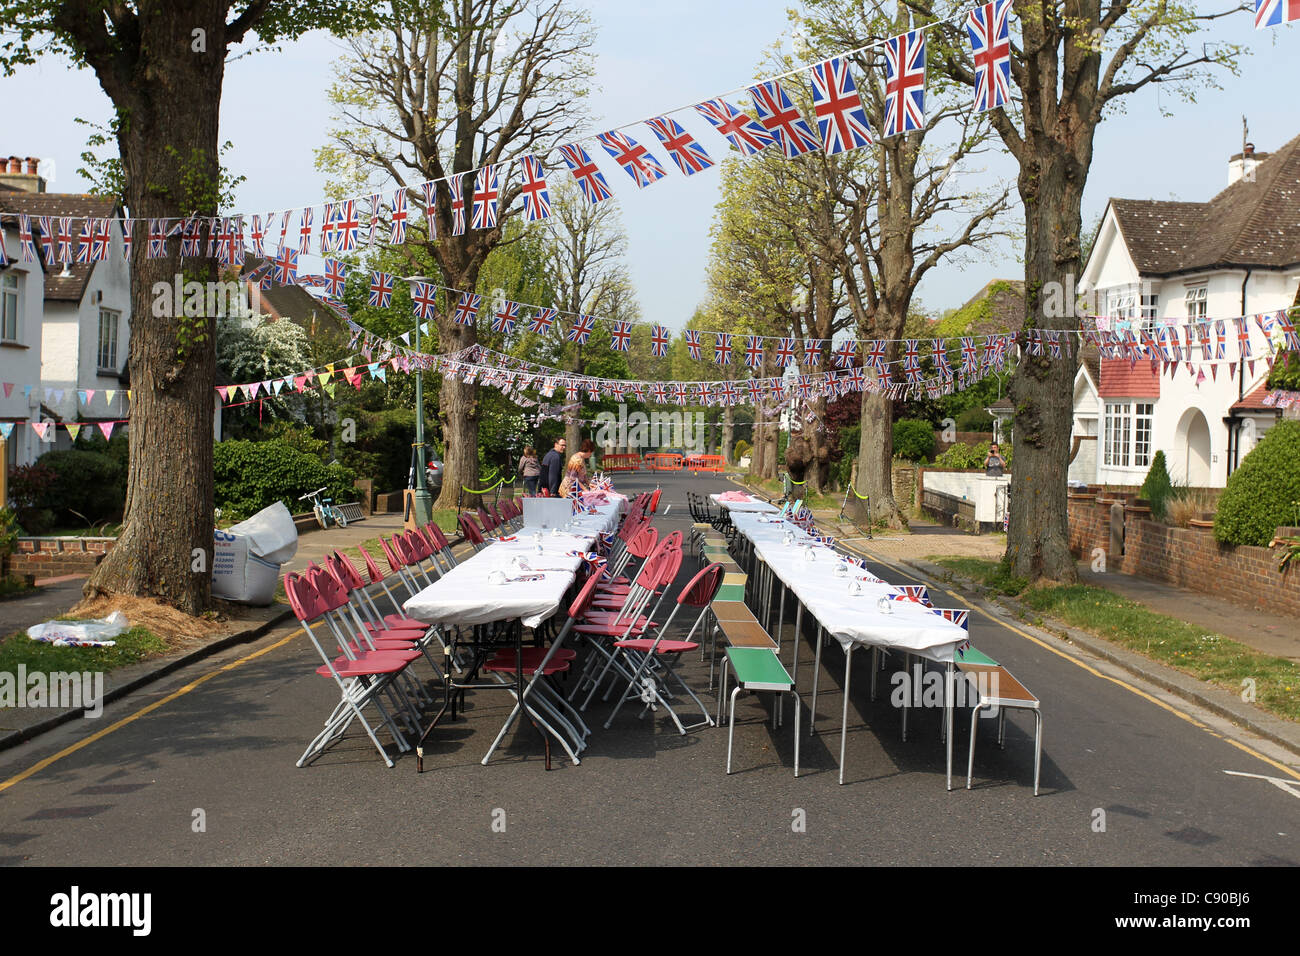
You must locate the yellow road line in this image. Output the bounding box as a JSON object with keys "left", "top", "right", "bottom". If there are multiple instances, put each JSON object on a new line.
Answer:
{"left": 0, "top": 631, "right": 298, "bottom": 795}
{"left": 845, "top": 542, "right": 1300, "bottom": 783}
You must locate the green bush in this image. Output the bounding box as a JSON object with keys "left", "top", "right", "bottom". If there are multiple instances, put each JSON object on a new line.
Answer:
{"left": 892, "top": 418, "right": 935, "bottom": 462}
{"left": 955, "top": 406, "right": 995, "bottom": 432}
{"left": 733, "top": 438, "right": 752, "bottom": 462}
{"left": 1139, "top": 450, "right": 1174, "bottom": 520}
{"left": 933, "top": 439, "right": 1013, "bottom": 470}
{"left": 214, "top": 438, "right": 356, "bottom": 521}
{"left": 1214, "top": 421, "right": 1300, "bottom": 547}
{"left": 33, "top": 449, "right": 126, "bottom": 526}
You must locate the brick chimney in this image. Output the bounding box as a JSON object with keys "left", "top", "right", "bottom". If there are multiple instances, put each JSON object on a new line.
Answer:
{"left": 0, "top": 154, "right": 47, "bottom": 193}
{"left": 1228, "top": 142, "right": 1267, "bottom": 186}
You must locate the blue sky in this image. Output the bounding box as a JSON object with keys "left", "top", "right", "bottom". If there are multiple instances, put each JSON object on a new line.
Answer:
{"left": 3, "top": 2, "right": 1295, "bottom": 328}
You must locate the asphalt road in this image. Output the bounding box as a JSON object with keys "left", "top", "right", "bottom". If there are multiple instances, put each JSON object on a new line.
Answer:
{"left": 0, "top": 471, "right": 1296, "bottom": 868}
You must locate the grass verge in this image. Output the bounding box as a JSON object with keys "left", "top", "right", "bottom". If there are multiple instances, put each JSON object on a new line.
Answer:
{"left": 932, "top": 557, "right": 1300, "bottom": 722}
{"left": 0, "top": 625, "right": 167, "bottom": 677}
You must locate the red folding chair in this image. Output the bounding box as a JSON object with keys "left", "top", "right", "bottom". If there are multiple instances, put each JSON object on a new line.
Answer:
{"left": 458, "top": 513, "right": 488, "bottom": 552}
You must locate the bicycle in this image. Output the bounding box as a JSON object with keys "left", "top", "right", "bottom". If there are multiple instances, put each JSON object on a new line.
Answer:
{"left": 299, "top": 487, "right": 348, "bottom": 530}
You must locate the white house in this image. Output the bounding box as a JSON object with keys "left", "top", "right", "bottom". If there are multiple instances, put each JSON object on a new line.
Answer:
{"left": 0, "top": 181, "right": 46, "bottom": 471}
{"left": 1075, "top": 136, "right": 1300, "bottom": 488}
{"left": 0, "top": 160, "right": 132, "bottom": 467}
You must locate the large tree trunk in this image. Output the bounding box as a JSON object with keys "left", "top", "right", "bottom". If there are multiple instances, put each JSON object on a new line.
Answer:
{"left": 85, "top": 5, "right": 227, "bottom": 615}
{"left": 1005, "top": 153, "right": 1081, "bottom": 583}
{"left": 433, "top": 269, "right": 481, "bottom": 511}
{"left": 855, "top": 386, "right": 905, "bottom": 529}
{"left": 721, "top": 405, "right": 735, "bottom": 465}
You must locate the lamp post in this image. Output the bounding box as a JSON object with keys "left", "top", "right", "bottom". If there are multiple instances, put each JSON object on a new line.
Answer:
{"left": 406, "top": 275, "right": 436, "bottom": 525}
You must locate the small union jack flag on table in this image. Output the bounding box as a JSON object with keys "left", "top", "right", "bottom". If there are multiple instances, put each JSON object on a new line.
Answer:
{"left": 645, "top": 116, "right": 714, "bottom": 176}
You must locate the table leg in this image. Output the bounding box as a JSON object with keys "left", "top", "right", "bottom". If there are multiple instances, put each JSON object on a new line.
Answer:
{"left": 810, "top": 625, "right": 823, "bottom": 737}
{"left": 945, "top": 663, "right": 955, "bottom": 791}
{"left": 839, "top": 644, "right": 853, "bottom": 785}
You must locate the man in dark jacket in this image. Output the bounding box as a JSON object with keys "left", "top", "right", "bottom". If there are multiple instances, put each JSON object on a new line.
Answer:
{"left": 540, "top": 437, "right": 567, "bottom": 495}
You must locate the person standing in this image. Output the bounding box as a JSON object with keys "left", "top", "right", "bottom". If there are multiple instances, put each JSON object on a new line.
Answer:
{"left": 519, "top": 445, "right": 541, "bottom": 496}
{"left": 540, "top": 437, "right": 567, "bottom": 496}
{"left": 984, "top": 443, "right": 1007, "bottom": 477}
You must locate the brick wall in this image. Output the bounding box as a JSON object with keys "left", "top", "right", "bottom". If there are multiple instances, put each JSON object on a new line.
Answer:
{"left": 10, "top": 537, "right": 114, "bottom": 577}
{"left": 1067, "top": 491, "right": 1300, "bottom": 618}
{"left": 892, "top": 463, "right": 918, "bottom": 515}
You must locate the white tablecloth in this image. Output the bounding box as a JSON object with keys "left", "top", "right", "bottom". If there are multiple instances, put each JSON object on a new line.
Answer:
{"left": 710, "top": 493, "right": 779, "bottom": 513}
{"left": 403, "top": 527, "right": 598, "bottom": 629}
{"left": 730, "top": 513, "right": 965, "bottom": 662}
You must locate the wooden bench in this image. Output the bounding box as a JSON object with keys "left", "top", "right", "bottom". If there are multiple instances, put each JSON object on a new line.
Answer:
{"left": 955, "top": 646, "right": 1042, "bottom": 795}
{"left": 722, "top": 647, "right": 799, "bottom": 776}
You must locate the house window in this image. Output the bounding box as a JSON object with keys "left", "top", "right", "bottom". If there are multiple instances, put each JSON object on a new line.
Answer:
{"left": 1106, "top": 289, "right": 1136, "bottom": 322}
{"left": 1184, "top": 285, "right": 1208, "bottom": 322}
{"left": 1140, "top": 293, "right": 1159, "bottom": 334}
{"left": 97, "top": 308, "right": 119, "bottom": 372}
{"left": 1, "top": 273, "right": 18, "bottom": 342}
{"left": 1103, "top": 401, "right": 1155, "bottom": 468}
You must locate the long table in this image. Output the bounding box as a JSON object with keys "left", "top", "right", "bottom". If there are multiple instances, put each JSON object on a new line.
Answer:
{"left": 404, "top": 499, "right": 623, "bottom": 769}
{"left": 710, "top": 492, "right": 779, "bottom": 513}
{"left": 727, "top": 511, "right": 968, "bottom": 786}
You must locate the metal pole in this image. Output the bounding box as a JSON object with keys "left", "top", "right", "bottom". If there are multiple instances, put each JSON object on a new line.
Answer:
{"left": 412, "top": 313, "right": 434, "bottom": 525}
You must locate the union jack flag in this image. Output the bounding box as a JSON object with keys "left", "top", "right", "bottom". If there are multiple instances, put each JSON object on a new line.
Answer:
{"left": 366, "top": 193, "right": 381, "bottom": 246}
{"left": 645, "top": 116, "right": 714, "bottom": 175}
{"left": 559, "top": 143, "right": 612, "bottom": 204}
{"left": 492, "top": 299, "right": 520, "bottom": 334}
{"left": 412, "top": 281, "right": 440, "bottom": 321}
{"left": 119, "top": 218, "right": 131, "bottom": 260}
{"left": 803, "top": 339, "right": 824, "bottom": 365}
{"left": 714, "top": 333, "right": 733, "bottom": 365}
{"left": 747, "top": 380, "right": 764, "bottom": 404}
{"left": 57, "top": 218, "right": 75, "bottom": 263}
{"left": 610, "top": 320, "right": 632, "bottom": 351}
{"left": 297, "top": 207, "right": 314, "bottom": 255}
{"left": 1235, "top": 317, "right": 1252, "bottom": 359}
{"left": 91, "top": 218, "right": 111, "bottom": 261}
{"left": 567, "top": 313, "right": 595, "bottom": 344}
{"left": 250, "top": 214, "right": 267, "bottom": 257}
{"left": 530, "top": 307, "right": 558, "bottom": 334}
{"left": 1255, "top": 0, "right": 1300, "bottom": 28}
{"left": 335, "top": 199, "right": 360, "bottom": 253}
{"left": 323, "top": 258, "right": 347, "bottom": 298}
{"left": 75, "top": 218, "right": 93, "bottom": 263}
{"left": 449, "top": 174, "right": 467, "bottom": 235}
{"left": 934, "top": 608, "right": 970, "bottom": 629}
{"left": 748, "top": 79, "right": 820, "bottom": 158}
{"left": 453, "top": 292, "right": 480, "bottom": 327}
{"left": 519, "top": 155, "right": 552, "bottom": 222}
{"left": 796, "top": 375, "right": 814, "bottom": 399}
{"left": 684, "top": 329, "right": 703, "bottom": 360}
{"left": 18, "top": 215, "right": 36, "bottom": 262}
{"left": 597, "top": 130, "right": 667, "bottom": 189}
{"left": 368, "top": 271, "right": 394, "bottom": 308}
{"left": 866, "top": 339, "right": 889, "bottom": 372}
{"left": 883, "top": 31, "right": 926, "bottom": 136}
{"left": 834, "top": 340, "right": 858, "bottom": 368}
{"left": 695, "top": 98, "right": 775, "bottom": 156}
{"left": 967, "top": 1, "right": 1013, "bottom": 112}
{"left": 960, "top": 336, "right": 980, "bottom": 369}
{"left": 273, "top": 247, "right": 299, "bottom": 285}
{"left": 1046, "top": 330, "right": 1062, "bottom": 359}
{"left": 846, "top": 365, "right": 865, "bottom": 390}
{"left": 776, "top": 337, "right": 797, "bottom": 367}
{"left": 472, "top": 164, "right": 501, "bottom": 230}
{"left": 1275, "top": 310, "right": 1300, "bottom": 350}
{"left": 932, "top": 339, "right": 952, "bottom": 378}
{"left": 319, "top": 202, "right": 337, "bottom": 254}
{"left": 651, "top": 324, "right": 671, "bottom": 357}
{"left": 651, "top": 382, "right": 668, "bottom": 404}
{"left": 421, "top": 182, "right": 437, "bottom": 237}
{"left": 630, "top": 382, "right": 646, "bottom": 402}
{"left": 390, "top": 188, "right": 408, "bottom": 244}
{"left": 809, "top": 57, "right": 873, "bottom": 154}
{"left": 672, "top": 383, "right": 689, "bottom": 406}
{"left": 744, "top": 336, "right": 764, "bottom": 368}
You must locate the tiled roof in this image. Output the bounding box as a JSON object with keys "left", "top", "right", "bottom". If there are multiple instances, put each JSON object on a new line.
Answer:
{"left": 1098, "top": 357, "right": 1161, "bottom": 399}
{"left": 1231, "top": 378, "right": 1283, "bottom": 413}
{"left": 1079, "top": 344, "right": 1101, "bottom": 387}
{"left": 1110, "top": 133, "right": 1300, "bottom": 276}
{"left": 0, "top": 191, "right": 120, "bottom": 302}
{"left": 241, "top": 257, "right": 346, "bottom": 338}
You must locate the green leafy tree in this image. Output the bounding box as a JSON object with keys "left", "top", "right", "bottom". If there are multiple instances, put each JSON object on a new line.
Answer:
{"left": 1139, "top": 449, "right": 1174, "bottom": 520}
{"left": 1214, "top": 421, "right": 1300, "bottom": 547}
{"left": 0, "top": 0, "right": 383, "bottom": 614}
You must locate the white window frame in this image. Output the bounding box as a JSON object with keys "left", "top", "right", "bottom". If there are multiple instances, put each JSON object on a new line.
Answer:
{"left": 1139, "top": 293, "right": 1159, "bottom": 334}
{"left": 1, "top": 272, "right": 19, "bottom": 343}
{"left": 1184, "top": 284, "right": 1208, "bottom": 322}
{"left": 1103, "top": 400, "right": 1155, "bottom": 470}
{"left": 97, "top": 307, "right": 119, "bottom": 373}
